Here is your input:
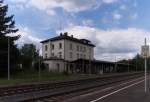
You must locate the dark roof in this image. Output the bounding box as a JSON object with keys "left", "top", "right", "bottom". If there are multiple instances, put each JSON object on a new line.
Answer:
{"left": 40, "top": 33, "right": 95, "bottom": 47}
{"left": 71, "top": 59, "right": 133, "bottom": 66}
{"left": 71, "top": 59, "right": 114, "bottom": 65}
{"left": 43, "top": 57, "right": 65, "bottom": 61}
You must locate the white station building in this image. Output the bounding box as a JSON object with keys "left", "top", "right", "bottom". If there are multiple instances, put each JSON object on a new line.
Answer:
{"left": 41, "top": 32, "right": 95, "bottom": 72}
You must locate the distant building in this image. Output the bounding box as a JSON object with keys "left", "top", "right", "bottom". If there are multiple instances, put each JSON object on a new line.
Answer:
{"left": 41, "top": 32, "right": 95, "bottom": 72}
{"left": 41, "top": 32, "right": 134, "bottom": 74}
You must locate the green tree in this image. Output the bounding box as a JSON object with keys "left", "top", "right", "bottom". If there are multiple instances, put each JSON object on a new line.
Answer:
{"left": 20, "top": 44, "right": 38, "bottom": 70}
{"left": 132, "top": 54, "right": 144, "bottom": 71}
{"left": 0, "top": 0, "right": 20, "bottom": 76}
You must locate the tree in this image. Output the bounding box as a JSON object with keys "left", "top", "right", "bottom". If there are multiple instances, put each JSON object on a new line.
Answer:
{"left": 20, "top": 44, "right": 38, "bottom": 70}
{"left": 0, "top": 0, "right": 20, "bottom": 76}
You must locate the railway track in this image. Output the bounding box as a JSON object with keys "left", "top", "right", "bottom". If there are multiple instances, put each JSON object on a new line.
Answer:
{"left": 0, "top": 72, "right": 143, "bottom": 102}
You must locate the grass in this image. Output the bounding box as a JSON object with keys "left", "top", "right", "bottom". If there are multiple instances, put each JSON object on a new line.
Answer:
{"left": 0, "top": 70, "right": 133, "bottom": 86}
{"left": 0, "top": 70, "right": 73, "bottom": 86}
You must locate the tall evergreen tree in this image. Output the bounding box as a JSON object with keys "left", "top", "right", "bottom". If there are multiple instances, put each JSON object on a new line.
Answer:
{"left": 0, "top": 0, "right": 20, "bottom": 76}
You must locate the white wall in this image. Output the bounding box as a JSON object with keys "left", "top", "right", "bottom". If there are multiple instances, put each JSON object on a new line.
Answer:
{"left": 44, "top": 60, "right": 65, "bottom": 72}
{"left": 42, "top": 40, "right": 64, "bottom": 59}
{"left": 42, "top": 38, "right": 94, "bottom": 72}
{"left": 42, "top": 39, "right": 94, "bottom": 61}
{"left": 64, "top": 40, "right": 94, "bottom": 61}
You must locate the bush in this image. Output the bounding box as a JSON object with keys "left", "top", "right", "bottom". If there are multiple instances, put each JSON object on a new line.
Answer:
{"left": 62, "top": 71, "right": 69, "bottom": 75}
{"left": 34, "top": 62, "right": 47, "bottom": 71}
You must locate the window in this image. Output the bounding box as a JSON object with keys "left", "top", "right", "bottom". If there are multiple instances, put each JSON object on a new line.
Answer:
{"left": 84, "top": 55, "right": 86, "bottom": 59}
{"left": 77, "top": 45, "right": 79, "bottom": 51}
{"left": 45, "top": 45, "right": 48, "bottom": 51}
{"left": 89, "top": 48, "right": 91, "bottom": 52}
{"left": 77, "top": 53, "right": 79, "bottom": 59}
{"left": 58, "top": 52, "right": 62, "bottom": 58}
{"left": 89, "top": 55, "right": 91, "bottom": 59}
{"left": 70, "top": 52, "right": 73, "bottom": 58}
{"left": 45, "top": 53, "right": 47, "bottom": 58}
{"left": 51, "top": 44, "right": 54, "bottom": 50}
{"left": 56, "top": 63, "right": 60, "bottom": 72}
{"left": 59, "top": 43, "right": 62, "bottom": 49}
{"left": 80, "top": 54, "right": 82, "bottom": 58}
{"left": 83, "top": 47, "right": 86, "bottom": 52}
{"left": 80, "top": 46, "right": 82, "bottom": 52}
{"left": 51, "top": 53, "right": 54, "bottom": 57}
{"left": 70, "top": 43, "right": 73, "bottom": 50}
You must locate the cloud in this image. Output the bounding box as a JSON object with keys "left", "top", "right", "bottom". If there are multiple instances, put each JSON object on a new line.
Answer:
{"left": 120, "top": 5, "right": 127, "bottom": 10}
{"left": 102, "top": 0, "right": 118, "bottom": 4}
{"left": 82, "top": 19, "right": 94, "bottom": 26}
{"left": 133, "top": 1, "right": 137, "bottom": 7}
{"left": 46, "top": 9, "right": 56, "bottom": 16}
{"left": 60, "top": 25, "right": 150, "bottom": 61}
{"left": 9, "top": 0, "right": 27, "bottom": 3}
{"left": 28, "top": 0, "right": 100, "bottom": 13}
{"left": 9, "top": 0, "right": 121, "bottom": 13}
{"left": 113, "top": 13, "right": 122, "bottom": 20}
{"left": 130, "top": 13, "right": 138, "bottom": 20}
{"left": 15, "top": 26, "right": 42, "bottom": 48}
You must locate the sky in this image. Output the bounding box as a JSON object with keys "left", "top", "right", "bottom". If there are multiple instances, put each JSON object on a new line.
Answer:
{"left": 4, "top": 0, "right": 150, "bottom": 61}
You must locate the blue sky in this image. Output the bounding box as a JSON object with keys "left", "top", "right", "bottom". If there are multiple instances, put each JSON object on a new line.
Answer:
{"left": 4, "top": 0, "right": 150, "bottom": 61}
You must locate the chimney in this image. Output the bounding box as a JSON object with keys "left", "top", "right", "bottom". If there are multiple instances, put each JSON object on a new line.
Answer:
{"left": 64, "top": 32, "right": 68, "bottom": 36}
{"left": 60, "top": 32, "right": 63, "bottom": 36}
{"left": 71, "top": 35, "right": 73, "bottom": 38}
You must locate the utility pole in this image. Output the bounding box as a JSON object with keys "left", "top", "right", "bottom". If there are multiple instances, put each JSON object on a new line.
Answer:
{"left": 128, "top": 60, "right": 129, "bottom": 72}
{"left": 38, "top": 49, "right": 41, "bottom": 81}
{"left": 8, "top": 37, "right": 10, "bottom": 80}
{"left": 145, "top": 55, "right": 147, "bottom": 92}
{"left": 144, "top": 38, "right": 147, "bottom": 92}
{"left": 115, "top": 56, "right": 117, "bottom": 73}
{"left": 136, "top": 56, "right": 137, "bottom": 71}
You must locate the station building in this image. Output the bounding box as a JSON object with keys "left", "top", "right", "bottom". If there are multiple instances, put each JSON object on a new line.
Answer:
{"left": 41, "top": 32, "right": 133, "bottom": 74}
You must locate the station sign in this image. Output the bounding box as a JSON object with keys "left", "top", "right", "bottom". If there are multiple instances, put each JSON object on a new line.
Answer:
{"left": 141, "top": 45, "right": 149, "bottom": 58}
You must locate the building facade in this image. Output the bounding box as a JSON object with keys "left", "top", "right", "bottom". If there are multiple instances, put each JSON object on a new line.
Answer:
{"left": 41, "top": 32, "right": 95, "bottom": 72}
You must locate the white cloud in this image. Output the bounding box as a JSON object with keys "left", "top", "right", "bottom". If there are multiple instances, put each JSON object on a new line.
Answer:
{"left": 15, "top": 26, "right": 42, "bottom": 48}
{"left": 102, "top": 0, "right": 118, "bottom": 4}
{"left": 113, "top": 13, "right": 122, "bottom": 20}
{"left": 60, "top": 25, "right": 150, "bottom": 61}
{"left": 8, "top": 0, "right": 121, "bottom": 13}
{"left": 46, "top": 9, "right": 56, "bottom": 16}
{"left": 9, "top": 0, "right": 27, "bottom": 3}
{"left": 28, "top": 0, "right": 99, "bottom": 13}
{"left": 82, "top": 19, "right": 94, "bottom": 26}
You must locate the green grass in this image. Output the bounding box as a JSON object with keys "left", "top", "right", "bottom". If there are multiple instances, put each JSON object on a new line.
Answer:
{"left": 0, "top": 71, "right": 73, "bottom": 86}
